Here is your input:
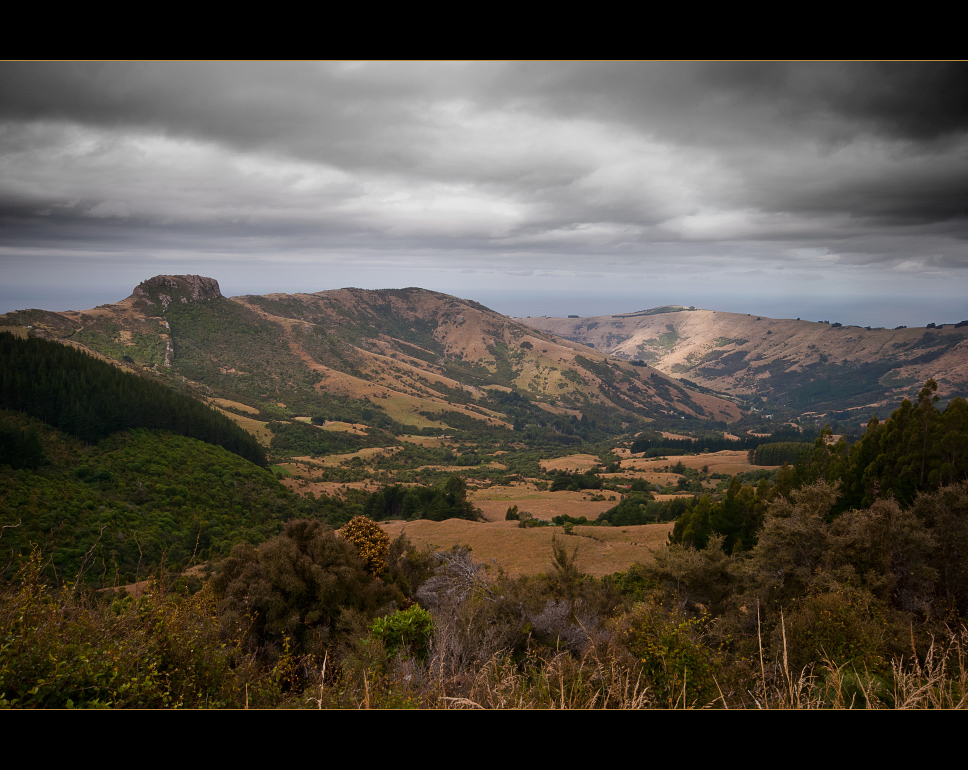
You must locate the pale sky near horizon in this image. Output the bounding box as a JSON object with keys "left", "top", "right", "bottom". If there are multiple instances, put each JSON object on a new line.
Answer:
{"left": 2, "top": 62, "right": 967, "bottom": 327}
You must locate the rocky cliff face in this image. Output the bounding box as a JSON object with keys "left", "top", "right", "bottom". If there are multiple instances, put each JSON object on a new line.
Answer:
{"left": 131, "top": 275, "right": 223, "bottom": 311}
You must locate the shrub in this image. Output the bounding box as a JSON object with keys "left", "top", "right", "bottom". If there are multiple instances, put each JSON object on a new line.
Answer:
{"left": 370, "top": 606, "right": 434, "bottom": 661}
{"left": 340, "top": 516, "right": 390, "bottom": 576}
{"left": 0, "top": 551, "right": 279, "bottom": 708}
{"left": 620, "top": 601, "right": 726, "bottom": 708}
{"left": 214, "top": 519, "right": 396, "bottom": 666}
{"left": 781, "top": 586, "right": 887, "bottom": 672}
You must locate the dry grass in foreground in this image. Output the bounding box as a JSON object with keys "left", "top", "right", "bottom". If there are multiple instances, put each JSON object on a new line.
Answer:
{"left": 310, "top": 614, "right": 968, "bottom": 709}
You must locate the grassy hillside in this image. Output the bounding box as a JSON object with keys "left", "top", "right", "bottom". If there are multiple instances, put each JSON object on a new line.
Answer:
{"left": 522, "top": 308, "right": 968, "bottom": 423}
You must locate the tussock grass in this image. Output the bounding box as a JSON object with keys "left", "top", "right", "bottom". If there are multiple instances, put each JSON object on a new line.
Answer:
{"left": 303, "top": 619, "right": 968, "bottom": 709}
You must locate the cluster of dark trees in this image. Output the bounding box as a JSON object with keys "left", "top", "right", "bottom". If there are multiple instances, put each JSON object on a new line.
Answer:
{"left": 361, "top": 476, "right": 481, "bottom": 522}
{"left": 752, "top": 441, "right": 814, "bottom": 465}
{"left": 629, "top": 428, "right": 802, "bottom": 457}
{"left": 598, "top": 493, "right": 692, "bottom": 527}
{"left": 549, "top": 469, "right": 604, "bottom": 492}
{"left": 670, "top": 475, "right": 775, "bottom": 554}
{"left": 822, "top": 380, "right": 968, "bottom": 511}
{"left": 0, "top": 334, "right": 266, "bottom": 467}
{"left": 0, "top": 417, "right": 44, "bottom": 470}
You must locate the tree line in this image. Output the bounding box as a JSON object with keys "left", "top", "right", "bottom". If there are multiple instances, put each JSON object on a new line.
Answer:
{"left": 629, "top": 427, "right": 803, "bottom": 457}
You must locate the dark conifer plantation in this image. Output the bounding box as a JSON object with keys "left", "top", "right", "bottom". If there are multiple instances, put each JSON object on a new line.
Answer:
{"left": 0, "top": 334, "right": 266, "bottom": 467}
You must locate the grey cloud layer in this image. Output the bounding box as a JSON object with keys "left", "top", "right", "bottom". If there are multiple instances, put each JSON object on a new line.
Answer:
{"left": 1, "top": 61, "right": 967, "bottom": 322}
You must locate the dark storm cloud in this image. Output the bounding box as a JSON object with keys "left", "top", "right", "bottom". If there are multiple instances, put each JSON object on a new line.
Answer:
{"left": 504, "top": 61, "right": 968, "bottom": 144}
{"left": 770, "top": 62, "right": 968, "bottom": 143}
{"left": 0, "top": 62, "right": 480, "bottom": 172}
{"left": 3, "top": 62, "right": 966, "bottom": 228}
{"left": 482, "top": 62, "right": 968, "bottom": 231}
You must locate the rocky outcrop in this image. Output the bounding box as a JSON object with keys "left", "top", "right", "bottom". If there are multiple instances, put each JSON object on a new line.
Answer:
{"left": 131, "top": 275, "right": 223, "bottom": 310}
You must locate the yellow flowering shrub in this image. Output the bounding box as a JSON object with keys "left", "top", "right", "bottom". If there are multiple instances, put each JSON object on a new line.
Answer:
{"left": 340, "top": 516, "right": 390, "bottom": 576}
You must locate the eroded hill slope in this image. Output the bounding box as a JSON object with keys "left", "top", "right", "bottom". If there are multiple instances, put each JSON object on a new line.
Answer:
{"left": 522, "top": 307, "right": 968, "bottom": 416}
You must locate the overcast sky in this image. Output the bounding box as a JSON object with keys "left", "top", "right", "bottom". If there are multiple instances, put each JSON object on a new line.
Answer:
{"left": 2, "top": 61, "right": 967, "bottom": 327}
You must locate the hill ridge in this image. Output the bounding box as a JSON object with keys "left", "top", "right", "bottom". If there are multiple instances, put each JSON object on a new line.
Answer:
{"left": 0, "top": 277, "right": 744, "bottom": 439}
{"left": 521, "top": 307, "right": 968, "bottom": 421}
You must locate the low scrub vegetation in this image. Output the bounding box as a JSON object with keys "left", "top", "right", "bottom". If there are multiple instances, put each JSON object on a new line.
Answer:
{"left": 4, "top": 473, "right": 967, "bottom": 708}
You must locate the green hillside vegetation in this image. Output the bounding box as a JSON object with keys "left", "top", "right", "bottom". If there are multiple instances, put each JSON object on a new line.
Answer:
{"left": 0, "top": 419, "right": 351, "bottom": 584}
{"left": 4, "top": 479, "right": 966, "bottom": 708}
{"left": 2, "top": 274, "right": 967, "bottom": 707}
{"left": 163, "top": 296, "right": 311, "bottom": 387}
{"left": 268, "top": 419, "right": 395, "bottom": 458}
{"left": 0, "top": 416, "right": 45, "bottom": 471}
{"left": 2, "top": 279, "right": 752, "bottom": 471}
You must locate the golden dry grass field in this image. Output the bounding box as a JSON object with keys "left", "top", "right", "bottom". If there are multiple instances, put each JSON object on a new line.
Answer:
{"left": 539, "top": 449, "right": 773, "bottom": 485}
{"left": 619, "top": 449, "right": 770, "bottom": 476}
{"left": 379, "top": 518, "right": 673, "bottom": 578}
{"left": 281, "top": 478, "right": 383, "bottom": 497}
{"left": 271, "top": 446, "right": 771, "bottom": 575}
{"left": 215, "top": 409, "right": 274, "bottom": 446}
{"left": 209, "top": 397, "right": 260, "bottom": 415}
{"left": 539, "top": 454, "right": 601, "bottom": 473}
{"left": 470, "top": 483, "right": 618, "bottom": 522}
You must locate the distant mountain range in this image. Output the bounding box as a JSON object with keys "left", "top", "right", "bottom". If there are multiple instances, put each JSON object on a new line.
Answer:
{"left": 0, "top": 276, "right": 742, "bottom": 439}
{"left": 521, "top": 306, "right": 968, "bottom": 420}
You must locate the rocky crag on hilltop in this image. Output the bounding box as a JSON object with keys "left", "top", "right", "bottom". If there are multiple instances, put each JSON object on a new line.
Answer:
{"left": 131, "top": 274, "right": 224, "bottom": 310}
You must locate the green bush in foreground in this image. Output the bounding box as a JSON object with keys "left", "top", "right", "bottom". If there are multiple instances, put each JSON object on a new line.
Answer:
{"left": 370, "top": 606, "right": 434, "bottom": 662}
